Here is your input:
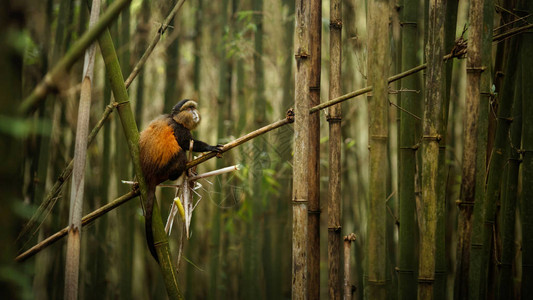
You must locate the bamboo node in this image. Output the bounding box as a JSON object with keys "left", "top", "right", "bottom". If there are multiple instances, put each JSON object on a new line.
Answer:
{"left": 329, "top": 19, "right": 343, "bottom": 29}
{"left": 366, "top": 279, "right": 387, "bottom": 286}
{"left": 466, "top": 66, "right": 486, "bottom": 73}
{"left": 422, "top": 135, "right": 441, "bottom": 142}
{"left": 292, "top": 198, "right": 308, "bottom": 203}
{"left": 455, "top": 200, "right": 475, "bottom": 207}
{"left": 370, "top": 135, "right": 388, "bottom": 140}
{"left": 308, "top": 209, "right": 321, "bottom": 214}
{"left": 400, "top": 21, "right": 418, "bottom": 27}
{"left": 343, "top": 233, "right": 356, "bottom": 242}
{"left": 418, "top": 277, "right": 435, "bottom": 284}
{"left": 115, "top": 101, "right": 130, "bottom": 107}
{"left": 328, "top": 226, "right": 341, "bottom": 232}
{"left": 395, "top": 268, "right": 415, "bottom": 274}
{"left": 286, "top": 108, "right": 295, "bottom": 123}
{"left": 326, "top": 116, "right": 342, "bottom": 123}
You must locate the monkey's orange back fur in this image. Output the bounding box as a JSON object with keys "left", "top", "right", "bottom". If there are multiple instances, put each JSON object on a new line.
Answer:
{"left": 139, "top": 116, "right": 182, "bottom": 186}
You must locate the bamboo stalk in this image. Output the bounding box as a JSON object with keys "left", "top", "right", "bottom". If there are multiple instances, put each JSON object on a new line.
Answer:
{"left": 366, "top": 0, "right": 389, "bottom": 297}
{"left": 292, "top": 0, "right": 311, "bottom": 296}
{"left": 397, "top": 0, "right": 422, "bottom": 296}
{"left": 454, "top": 0, "right": 484, "bottom": 297}
{"left": 479, "top": 33, "right": 520, "bottom": 299}
{"left": 418, "top": 0, "right": 446, "bottom": 297}
{"left": 497, "top": 66, "right": 522, "bottom": 299}
{"left": 19, "top": 0, "right": 132, "bottom": 114}
{"left": 328, "top": 0, "right": 342, "bottom": 298}
{"left": 468, "top": 0, "right": 495, "bottom": 297}
{"left": 64, "top": 2, "right": 100, "bottom": 298}
{"left": 519, "top": 1, "right": 533, "bottom": 295}
{"left": 97, "top": 24, "right": 182, "bottom": 299}
{"left": 308, "top": 0, "right": 321, "bottom": 298}
{"left": 343, "top": 234, "right": 356, "bottom": 300}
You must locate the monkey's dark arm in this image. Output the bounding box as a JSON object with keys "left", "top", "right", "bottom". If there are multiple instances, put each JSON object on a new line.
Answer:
{"left": 190, "top": 139, "right": 222, "bottom": 153}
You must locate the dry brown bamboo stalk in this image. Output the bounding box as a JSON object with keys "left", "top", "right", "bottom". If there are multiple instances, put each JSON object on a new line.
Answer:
{"left": 344, "top": 233, "right": 357, "bottom": 300}
{"left": 328, "top": 0, "right": 342, "bottom": 298}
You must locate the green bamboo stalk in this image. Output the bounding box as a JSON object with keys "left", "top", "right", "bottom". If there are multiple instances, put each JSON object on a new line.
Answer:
{"left": 308, "top": 0, "right": 321, "bottom": 298}
{"left": 97, "top": 24, "right": 182, "bottom": 300}
{"left": 292, "top": 0, "right": 311, "bottom": 296}
{"left": 520, "top": 0, "right": 533, "bottom": 295}
{"left": 434, "top": 0, "right": 459, "bottom": 297}
{"left": 497, "top": 64, "right": 522, "bottom": 300}
{"left": 19, "top": 0, "right": 133, "bottom": 114}
{"left": 479, "top": 34, "right": 520, "bottom": 300}
{"left": 468, "top": 0, "right": 495, "bottom": 297}
{"left": 397, "top": 0, "right": 421, "bottom": 296}
{"left": 454, "top": 0, "right": 484, "bottom": 297}
{"left": 117, "top": 4, "right": 134, "bottom": 299}
{"left": 418, "top": 0, "right": 446, "bottom": 297}
{"left": 328, "top": 0, "right": 341, "bottom": 298}
{"left": 366, "top": 0, "right": 389, "bottom": 298}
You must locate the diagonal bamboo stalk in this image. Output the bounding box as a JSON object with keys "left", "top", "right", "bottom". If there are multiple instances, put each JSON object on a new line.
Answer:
{"left": 16, "top": 189, "right": 140, "bottom": 262}
{"left": 18, "top": 0, "right": 132, "bottom": 114}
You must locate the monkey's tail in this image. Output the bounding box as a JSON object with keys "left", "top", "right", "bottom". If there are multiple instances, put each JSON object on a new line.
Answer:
{"left": 145, "top": 185, "right": 159, "bottom": 262}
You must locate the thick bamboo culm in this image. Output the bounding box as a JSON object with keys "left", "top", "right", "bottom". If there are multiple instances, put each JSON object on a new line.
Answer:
{"left": 454, "top": 0, "right": 484, "bottom": 297}
{"left": 328, "top": 0, "right": 342, "bottom": 298}
{"left": 308, "top": 0, "right": 322, "bottom": 297}
{"left": 418, "top": 0, "right": 446, "bottom": 298}
{"left": 366, "top": 0, "right": 390, "bottom": 297}
{"left": 291, "top": 0, "right": 311, "bottom": 297}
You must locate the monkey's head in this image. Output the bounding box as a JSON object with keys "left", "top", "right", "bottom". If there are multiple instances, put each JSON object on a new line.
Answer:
{"left": 171, "top": 99, "right": 201, "bottom": 130}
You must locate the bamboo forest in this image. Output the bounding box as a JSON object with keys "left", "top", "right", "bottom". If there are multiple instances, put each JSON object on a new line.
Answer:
{"left": 2, "top": 0, "right": 533, "bottom": 298}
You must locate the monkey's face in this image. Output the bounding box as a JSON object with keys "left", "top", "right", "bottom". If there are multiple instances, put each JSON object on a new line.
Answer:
{"left": 172, "top": 100, "right": 201, "bottom": 130}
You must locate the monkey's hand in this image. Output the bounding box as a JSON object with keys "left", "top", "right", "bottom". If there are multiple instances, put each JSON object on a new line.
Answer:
{"left": 206, "top": 145, "right": 224, "bottom": 158}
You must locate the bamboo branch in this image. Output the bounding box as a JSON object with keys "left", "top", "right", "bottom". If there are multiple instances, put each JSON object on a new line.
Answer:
{"left": 186, "top": 109, "right": 294, "bottom": 169}
{"left": 18, "top": 0, "right": 132, "bottom": 114}
{"left": 492, "top": 23, "right": 533, "bottom": 43}
{"left": 16, "top": 189, "right": 140, "bottom": 262}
